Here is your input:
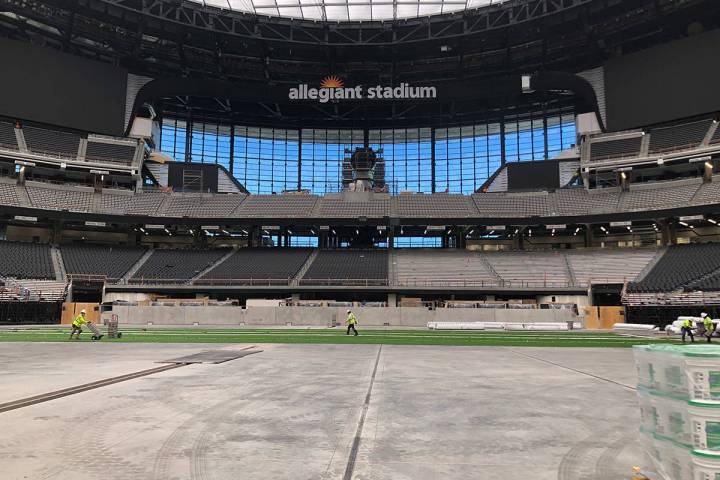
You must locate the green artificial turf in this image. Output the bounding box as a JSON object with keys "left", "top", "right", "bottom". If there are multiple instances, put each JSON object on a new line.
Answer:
{"left": 0, "top": 327, "right": 676, "bottom": 348}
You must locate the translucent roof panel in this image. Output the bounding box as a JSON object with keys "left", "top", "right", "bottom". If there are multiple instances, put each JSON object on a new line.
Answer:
{"left": 195, "top": 0, "right": 510, "bottom": 21}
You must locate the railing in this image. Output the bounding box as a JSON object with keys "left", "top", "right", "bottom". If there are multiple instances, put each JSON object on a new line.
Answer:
{"left": 0, "top": 143, "right": 134, "bottom": 167}
{"left": 126, "top": 277, "right": 294, "bottom": 286}
{"left": 647, "top": 140, "right": 710, "bottom": 155}
{"left": 584, "top": 136, "right": 720, "bottom": 163}
{"left": 587, "top": 150, "right": 642, "bottom": 163}
{"left": 394, "top": 278, "right": 577, "bottom": 288}
{"left": 26, "top": 177, "right": 95, "bottom": 189}
{"left": 114, "top": 275, "right": 629, "bottom": 289}
{"left": 84, "top": 154, "right": 135, "bottom": 166}
{"left": 67, "top": 274, "right": 109, "bottom": 283}
{"left": 194, "top": 278, "right": 294, "bottom": 286}
{"left": 298, "top": 278, "right": 389, "bottom": 286}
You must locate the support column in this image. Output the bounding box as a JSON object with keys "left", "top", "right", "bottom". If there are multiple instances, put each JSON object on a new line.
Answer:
{"left": 16, "top": 166, "right": 26, "bottom": 185}
{"left": 249, "top": 227, "right": 261, "bottom": 248}
{"left": 387, "top": 293, "right": 397, "bottom": 307}
{"left": 51, "top": 220, "right": 63, "bottom": 244}
{"left": 297, "top": 130, "right": 302, "bottom": 191}
{"left": 660, "top": 220, "right": 677, "bottom": 246}
{"left": 193, "top": 228, "right": 205, "bottom": 247}
{"left": 127, "top": 227, "right": 139, "bottom": 246}
{"left": 704, "top": 159, "right": 714, "bottom": 182}
{"left": 430, "top": 128, "right": 436, "bottom": 193}
{"left": 584, "top": 224, "right": 594, "bottom": 248}
{"left": 513, "top": 228, "right": 525, "bottom": 250}
{"left": 184, "top": 107, "right": 193, "bottom": 162}
{"left": 619, "top": 171, "right": 629, "bottom": 191}
{"left": 229, "top": 124, "right": 235, "bottom": 177}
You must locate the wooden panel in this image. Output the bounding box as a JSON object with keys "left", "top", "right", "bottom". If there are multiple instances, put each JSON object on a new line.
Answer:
{"left": 60, "top": 303, "right": 74, "bottom": 325}
{"left": 583, "top": 306, "right": 601, "bottom": 330}
{"left": 61, "top": 302, "right": 100, "bottom": 324}
{"left": 599, "top": 306, "right": 625, "bottom": 329}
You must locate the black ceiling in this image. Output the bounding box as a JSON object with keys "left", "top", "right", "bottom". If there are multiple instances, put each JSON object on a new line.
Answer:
{"left": 1, "top": 0, "right": 719, "bottom": 127}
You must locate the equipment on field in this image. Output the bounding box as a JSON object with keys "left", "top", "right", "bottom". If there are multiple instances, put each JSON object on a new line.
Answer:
{"left": 107, "top": 314, "right": 122, "bottom": 339}
{"left": 86, "top": 321, "right": 104, "bottom": 341}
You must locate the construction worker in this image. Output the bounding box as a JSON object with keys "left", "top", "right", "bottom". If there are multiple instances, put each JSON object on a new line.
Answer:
{"left": 69, "top": 309, "right": 87, "bottom": 340}
{"left": 702, "top": 313, "right": 715, "bottom": 343}
{"left": 681, "top": 317, "right": 695, "bottom": 343}
{"left": 346, "top": 309, "right": 358, "bottom": 336}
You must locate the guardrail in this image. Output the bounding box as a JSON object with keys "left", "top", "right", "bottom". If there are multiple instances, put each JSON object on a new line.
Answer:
{"left": 112, "top": 277, "right": 622, "bottom": 289}
{"left": 67, "top": 274, "right": 110, "bottom": 283}
{"left": 298, "top": 278, "right": 389, "bottom": 286}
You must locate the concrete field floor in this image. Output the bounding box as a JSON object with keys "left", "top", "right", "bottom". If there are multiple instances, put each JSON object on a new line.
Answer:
{"left": 0, "top": 342, "right": 646, "bottom": 480}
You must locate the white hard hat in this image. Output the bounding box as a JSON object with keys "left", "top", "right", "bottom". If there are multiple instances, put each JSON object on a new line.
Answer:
{"left": 701, "top": 312, "right": 708, "bottom": 318}
{"left": 80, "top": 309, "right": 86, "bottom": 314}
{"left": 347, "top": 309, "right": 351, "bottom": 313}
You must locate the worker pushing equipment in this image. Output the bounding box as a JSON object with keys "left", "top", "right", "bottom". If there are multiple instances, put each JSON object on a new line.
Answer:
{"left": 346, "top": 309, "right": 359, "bottom": 336}
{"left": 69, "top": 309, "right": 103, "bottom": 340}
{"left": 681, "top": 317, "right": 695, "bottom": 343}
{"left": 69, "top": 309, "right": 88, "bottom": 340}
{"left": 702, "top": 312, "right": 715, "bottom": 343}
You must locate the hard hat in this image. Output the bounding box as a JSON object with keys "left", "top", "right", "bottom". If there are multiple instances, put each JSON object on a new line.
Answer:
{"left": 701, "top": 312, "right": 708, "bottom": 318}
{"left": 347, "top": 309, "right": 351, "bottom": 313}
{"left": 80, "top": 309, "right": 86, "bottom": 314}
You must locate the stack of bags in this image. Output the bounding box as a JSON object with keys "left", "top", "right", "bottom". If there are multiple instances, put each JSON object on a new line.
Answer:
{"left": 634, "top": 344, "right": 720, "bottom": 480}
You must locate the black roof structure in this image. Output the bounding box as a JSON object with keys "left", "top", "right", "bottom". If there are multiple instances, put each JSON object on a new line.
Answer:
{"left": 2, "top": 0, "right": 719, "bottom": 128}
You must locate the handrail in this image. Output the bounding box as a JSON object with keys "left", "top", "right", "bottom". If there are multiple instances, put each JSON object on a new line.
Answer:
{"left": 115, "top": 275, "right": 626, "bottom": 288}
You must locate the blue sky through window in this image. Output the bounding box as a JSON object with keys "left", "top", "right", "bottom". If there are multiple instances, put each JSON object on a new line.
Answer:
{"left": 158, "top": 110, "right": 576, "bottom": 195}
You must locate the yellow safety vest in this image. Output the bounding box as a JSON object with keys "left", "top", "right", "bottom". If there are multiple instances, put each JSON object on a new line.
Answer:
{"left": 72, "top": 314, "right": 87, "bottom": 328}
{"left": 704, "top": 318, "right": 714, "bottom": 331}
{"left": 682, "top": 319, "right": 693, "bottom": 328}
{"left": 347, "top": 313, "right": 357, "bottom": 325}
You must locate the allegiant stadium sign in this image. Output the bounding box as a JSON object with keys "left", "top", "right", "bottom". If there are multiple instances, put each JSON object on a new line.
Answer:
{"left": 288, "top": 76, "right": 437, "bottom": 103}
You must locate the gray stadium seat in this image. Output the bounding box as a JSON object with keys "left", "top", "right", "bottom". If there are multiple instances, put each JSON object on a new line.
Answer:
{"left": 233, "top": 194, "right": 318, "bottom": 218}
{"left": 199, "top": 248, "right": 313, "bottom": 285}
{"left": 300, "top": 250, "right": 388, "bottom": 285}
{"left": 648, "top": 119, "right": 713, "bottom": 153}
{"left": 85, "top": 142, "right": 137, "bottom": 165}
{"left": 628, "top": 243, "right": 720, "bottom": 292}
{"left": 26, "top": 184, "right": 94, "bottom": 213}
{"left": 22, "top": 125, "right": 81, "bottom": 157}
{"left": 61, "top": 244, "right": 147, "bottom": 281}
{"left": 396, "top": 193, "right": 478, "bottom": 217}
{"left": 589, "top": 136, "right": 643, "bottom": 161}
{"left": 131, "top": 249, "right": 230, "bottom": 283}
{"left": 0, "top": 121, "right": 18, "bottom": 150}
{"left": 0, "top": 242, "right": 55, "bottom": 279}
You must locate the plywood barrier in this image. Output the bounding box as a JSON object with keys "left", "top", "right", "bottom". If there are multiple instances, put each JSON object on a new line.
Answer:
{"left": 600, "top": 306, "right": 625, "bottom": 329}
{"left": 61, "top": 302, "right": 100, "bottom": 324}
{"left": 583, "top": 307, "right": 601, "bottom": 330}
{"left": 583, "top": 306, "right": 625, "bottom": 330}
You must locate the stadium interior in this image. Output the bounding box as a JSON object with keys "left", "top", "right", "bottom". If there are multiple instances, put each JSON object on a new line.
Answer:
{"left": 0, "top": 0, "right": 720, "bottom": 329}
{"left": 5, "top": 1, "right": 720, "bottom": 480}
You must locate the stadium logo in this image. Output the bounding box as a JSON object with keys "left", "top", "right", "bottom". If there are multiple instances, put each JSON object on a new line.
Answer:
{"left": 288, "top": 76, "right": 437, "bottom": 103}
{"left": 319, "top": 75, "right": 344, "bottom": 89}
